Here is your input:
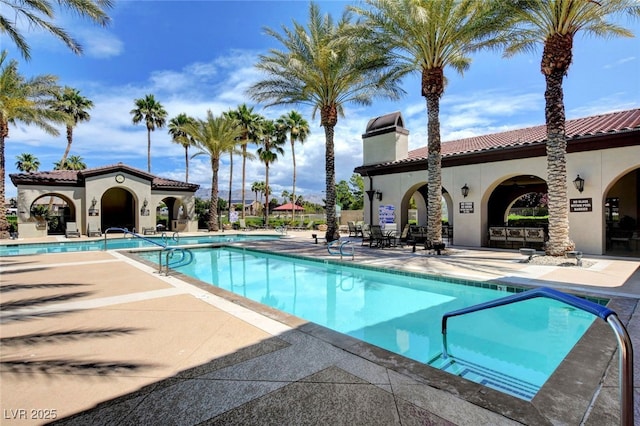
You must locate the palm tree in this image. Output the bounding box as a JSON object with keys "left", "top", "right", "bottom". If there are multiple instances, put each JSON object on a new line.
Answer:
{"left": 51, "top": 86, "right": 93, "bottom": 171}
{"left": 353, "top": 0, "right": 505, "bottom": 244}
{"left": 168, "top": 113, "right": 196, "bottom": 182}
{"left": 54, "top": 155, "right": 86, "bottom": 170}
{"left": 130, "top": 94, "right": 167, "bottom": 173}
{"left": 251, "top": 181, "right": 266, "bottom": 215}
{"left": 502, "top": 0, "right": 639, "bottom": 256}
{"left": 15, "top": 153, "right": 40, "bottom": 172}
{"left": 226, "top": 104, "right": 260, "bottom": 219}
{"left": 277, "top": 110, "right": 309, "bottom": 223}
{"left": 0, "top": 0, "right": 113, "bottom": 60}
{"left": 0, "top": 50, "right": 64, "bottom": 238}
{"left": 248, "top": 2, "right": 404, "bottom": 242}
{"left": 185, "top": 111, "right": 243, "bottom": 231}
{"left": 257, "top": 119, "right": 286, "bottom": 227}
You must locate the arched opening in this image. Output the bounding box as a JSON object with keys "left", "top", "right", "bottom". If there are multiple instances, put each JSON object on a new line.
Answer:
{"left": 398, "top": 184, "right": 451, "bottom": 240}
{"left": 29, "top": 194, "right": 75, "bottom": 235}
{"left": 604, "top": 167, "right": 639, "bottom": 257}
{"left": 486, "top": 175, "right": 547, "bottom": 249}
{"left": 101, "top": 187, "right": 135, "bottom": 231}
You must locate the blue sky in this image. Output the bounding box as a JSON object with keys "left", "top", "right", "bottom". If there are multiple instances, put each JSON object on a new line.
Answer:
{"left": 3, "top": 0, "right": 640, "bottom": 201}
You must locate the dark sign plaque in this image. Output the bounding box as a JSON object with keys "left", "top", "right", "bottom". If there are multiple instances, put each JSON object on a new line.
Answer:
{"left": 459, "top": 201, "right": 474, "bottom": 214}
{"left": 570, "top": 198, "right": 592, "bottom": 212}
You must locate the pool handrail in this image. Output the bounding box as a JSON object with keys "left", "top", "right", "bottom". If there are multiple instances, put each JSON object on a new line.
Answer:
{"left": 104, "top": 227, "right": 166, "bottom": 250}
{"left": 327, "top": 239, "right": 354, "bottom": 260}
{"left": 103, "top": 227, "right": 193, "bottom": 275}
{"left": 441, "top": 286, "right": 633, "bottom": 426}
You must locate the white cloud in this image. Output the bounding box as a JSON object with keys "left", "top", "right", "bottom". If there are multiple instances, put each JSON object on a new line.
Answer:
{"left": 79, "top": 29, "right": 123, "bottom": 58}
{"left": 603, "top": 56, "right": 636, "bottom": 69}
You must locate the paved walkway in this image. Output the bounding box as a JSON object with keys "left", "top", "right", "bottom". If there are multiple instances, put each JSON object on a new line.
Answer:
{"left": 1, "top": 232, "right": 639, "bottom": 425}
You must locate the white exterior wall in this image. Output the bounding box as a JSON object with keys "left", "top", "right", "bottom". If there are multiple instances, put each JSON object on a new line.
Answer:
{"left": 15, "top": 169, "right": 199, "bottom": 237}
{"left": 363, "top": 141, "right": 640, "bottom": 255}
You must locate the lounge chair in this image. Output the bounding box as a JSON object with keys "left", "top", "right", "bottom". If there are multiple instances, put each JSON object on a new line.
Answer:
{"left": 65, "top": 222, "right": 81, "bottom": 238}
{"left": 87, "top": 223, "right": 102, "bottom": 237}
{"left": 142, "top": 227, "right": 156, "bottom": 235}
{"left": 238, "top": 219, "right": 253, "bottom": 231}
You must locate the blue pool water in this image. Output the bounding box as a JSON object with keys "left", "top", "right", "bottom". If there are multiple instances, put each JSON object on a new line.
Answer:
{"left": 136, "top": 246, "right": 599, "bottom": 400}
{"left": 0, "top": 234, "right": 278, "bottom": 256}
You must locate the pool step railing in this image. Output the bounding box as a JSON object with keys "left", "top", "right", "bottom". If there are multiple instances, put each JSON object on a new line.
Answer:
{"left": 327, "top": 240, "right": 355, "bottom": 260}
{"left": 103, "top": 227, "right": 193, "bottom": 275}
{"left": 441, "top": 286, "right": 634, "bottom": 426}
{"left": 429, "top": 353, "right": 539, "bottom": 400}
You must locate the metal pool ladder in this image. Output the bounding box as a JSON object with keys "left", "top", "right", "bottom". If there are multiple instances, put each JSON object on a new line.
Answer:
{"left": 441, "top": 287, "right": 634, "bottom": 426}
{"left": 103, "top": 227, "right": 193, "bottom": 275}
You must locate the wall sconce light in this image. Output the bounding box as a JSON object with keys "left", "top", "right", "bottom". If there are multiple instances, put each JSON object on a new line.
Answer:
{"left": 461, "top": 183, "right": 470, "bottom": 198}
{"left": 91, "top": 197, "right": 97, "bottom": 208}
{"left": 573, "top": 175, "right": 585, "bottom": 193}
{"left": 142, "top": 198, "right": 148, "bottom": 208}
{"left": 375, "top": 191, "right": 383, "bottom": 201}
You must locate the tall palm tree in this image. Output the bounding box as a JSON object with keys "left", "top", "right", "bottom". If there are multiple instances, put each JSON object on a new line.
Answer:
{"left": 168, "top": 113, "right": 196, "bottom": 182}
{"left": 54, "top": 155, "right": 86, "bottom": 170}
{"left": 257, "top": 119, "right": 286, "bottom": 227}
{"left": 15, "top": 153, "right": 40, "bottom": 172}
{"left": 277, "top": 110, "right": 309, "bottom": 223}
{"left": 0, "top": 0, "right": 113, "bottom": 60}
{"left": 226, "top": 104, "right": 260, "bottom": 219}
{"left": 0, "top": 50, "right": 63, "bottom": 238}
{"left": 251, "top": 181, "right": 266, "bottom": 215}
{"left": 185, "top": 111, "right": 243, "bottom": 231}
{"left": 502, "top": 0, "right": 639, "bottom": 256}
{"left": 353, "top": 0, "right": 505, "bottom": 244}
{"left": 51, "top": 86, "right": 93, "bottom": 171}
{"left": 130, "top": 94, "right": 167, "bottom": 173}
{"left": 248, "top": 2, "right": 404, "bottom": 242}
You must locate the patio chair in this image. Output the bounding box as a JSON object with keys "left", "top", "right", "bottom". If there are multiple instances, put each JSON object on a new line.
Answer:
{"left": 238, "top": 219, "right": 252, "bottom": 231}
{"left": 65, "top": 222, "right": 81, "bottom": 238}
{"left": 369, "top": 225, "right": 388, "bottom": 248}
{"left": 360, "top": 223, "right": 371, "bottom": 246}
{"left": 87, "top": 223, "right": 102, "bottom": 237}
{"left": 347, "top": 221, "right": 358, "bottom": 237}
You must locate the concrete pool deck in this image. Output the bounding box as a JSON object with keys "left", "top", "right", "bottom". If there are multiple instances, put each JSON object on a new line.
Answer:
{"left": 1, "top": 231, "right": 639, "bottom": 425}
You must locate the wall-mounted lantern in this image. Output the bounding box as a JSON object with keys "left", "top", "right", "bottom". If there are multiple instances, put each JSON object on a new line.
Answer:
{"left": 573, "top": 175, "right": 585, "bottom": 193}
{"left": 461, "top": 183, "right": 470, "bottom": 198}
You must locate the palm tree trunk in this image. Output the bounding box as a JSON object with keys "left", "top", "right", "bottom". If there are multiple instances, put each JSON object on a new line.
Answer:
{"left": 291, "top": 141, "right": 296, "bottom": 223}
{"left": 241, "top": 145, "right": 247, "bottom": 219}
{"left": 544, "top": 69, "right": 574, "bottom": 256}
{"left": 228, "top": 152, "right": 233, "bottom": 223}
{"left": 324, "top": 125, "right": 338, "bottom": 242}
{"left": 147, "top": 129, "right": 152, "bottom": 173}
{"left": 425, "top": 101, "right": 443, "bottom": 244}
{"left": 424, "top": 68, "right": 444, "bottom": 244}
{"left": 59, "top": 125, "right": 73, "bottom": 166}
{"left": 265, "top": 164, "right": 270, "bottom": 227}
{"left": 184, "top": 146, "right": 189, "bottom": 182}
{"left": 209, "top": 157, "right": 219, "bottom": 231}
{"left": 0, "top": 131, "right": 8, "bottom": 239}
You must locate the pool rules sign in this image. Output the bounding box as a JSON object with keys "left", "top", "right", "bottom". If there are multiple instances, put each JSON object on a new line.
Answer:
{"left": 570, "top": 198, "right": 592, "bottom": 212}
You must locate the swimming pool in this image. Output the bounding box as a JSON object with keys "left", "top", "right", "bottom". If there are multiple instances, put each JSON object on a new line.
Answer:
{"left": 135, "top": 246, "right": 600, "bottom": 400}
{"left": 0, "top": 234, "right": 279, "bottom": 256}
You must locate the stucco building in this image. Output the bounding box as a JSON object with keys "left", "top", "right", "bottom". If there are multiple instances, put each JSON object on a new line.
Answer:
{"left": 10, "top": 163, "right": 199, "bottom": 238}
{"left": 355, "top": 109, "right": 640, "bottom": 257}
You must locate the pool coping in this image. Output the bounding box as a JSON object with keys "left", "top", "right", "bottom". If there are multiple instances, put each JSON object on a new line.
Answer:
{"left": 122, "top": 244, "right": 632, "bottom": 425}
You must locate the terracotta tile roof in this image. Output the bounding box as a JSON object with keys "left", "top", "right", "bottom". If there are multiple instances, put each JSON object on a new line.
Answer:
{"left": 10, "top": 163, "right": 199, "bottom": 191}
{"left": 407, "top": 108, "right": 640, "bottom": 160}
